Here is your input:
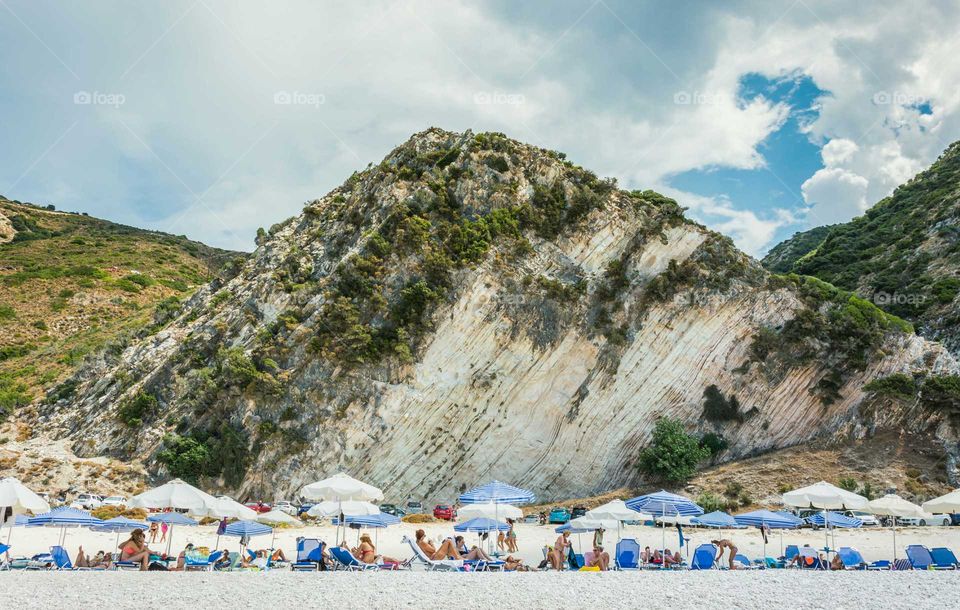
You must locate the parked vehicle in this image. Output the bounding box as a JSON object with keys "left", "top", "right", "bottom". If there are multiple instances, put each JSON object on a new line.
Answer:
{"left": 72, "top": 493, "right": 104, "bottom": 510}
{"left": 433, "top": 504, "right": 456, "bottom": 520}
{"left": 379, "top": 503, "right": 406, "bottom": 517}
{"left": 244, "top": 502, "right": 272, "bottom": 514}
{"left": 842, "top": 510, "right": 879, "bottom": 526}
{"left": 405, "top": 501, "right": 424, "bottom": 514}
{"left": 571, "top": 506, "right": 588, "bottom": 519}
{"left": 101, "top": 496, "right": 128, "bottom": 508}
{"left": 548, "top": 507, "right": 571, "bottom": 524}
{"left": 900, "top": 512, "right": 951, "bottom": 527}
{"left": 949, "top": 514, "right": 960, "bottom": 526}
{"left": 273, "top": 501, "right": 297, "bottom": 515}
{"left": 522, "top": 513, "right": 540, "bottom": 524}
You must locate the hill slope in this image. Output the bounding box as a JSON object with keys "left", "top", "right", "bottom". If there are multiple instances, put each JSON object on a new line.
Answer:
{"left": 762, "top": 141, "right": 960, "bottom": 354}
{"left": 0, "top": 197, "right": 241, "bottom": 422}
{"left": 19, "top": 129, "right": 960, "bottom": 502}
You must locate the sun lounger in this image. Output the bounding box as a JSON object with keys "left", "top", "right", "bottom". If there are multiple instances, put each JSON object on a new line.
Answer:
{"left": 292, "top": 538, "right": 324, "bottom": 571}
{"left": 836, "top": 547, "right": 868, "bottom": 570}
{"left": 330, "top": 546, "right": 396, "bottom": 571}
{"left": 690, "top": 543, "right": 717, "bottom": 570}
{"left": 905, "top": 545, "right": 948, "bottom": 570}
{"left": 402, "top": 536, "right": 464, "bottom": 571}
{"left": 797, "top": 546, "right": 824, "bottom": 569}
{"left": 930, "top": 547, "right": 959, "bottom": 569}
{"left": 893, "top": 558, "right": 912, "bottom": 570}
{"left": 615, "top": 538, "right": 641, "bottom": 570}
{"left": 49, "top": 546, "right": 73, "bottom": 570}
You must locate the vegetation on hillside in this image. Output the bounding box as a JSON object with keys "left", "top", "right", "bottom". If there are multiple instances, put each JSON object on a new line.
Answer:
{"left": 0, "top": 197, "right": 239, "bottom": 422}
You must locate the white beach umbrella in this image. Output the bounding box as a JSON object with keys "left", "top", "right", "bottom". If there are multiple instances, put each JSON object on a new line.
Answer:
{"left": 307, "top": 500, "right": 381, "bottom": 518}
{"left": 869, "top": 494, "right": 925, "bottom": 562}
{"left": 457, "top": 502, "right": 522, "bottom": 521}
{"left": 257, "top": 510, "right": 301, "bottom": 525}
{"left": 586, "top": 499, "right": 648, "bottom": 544}
{"left": 0, "top": 477, "right": 50, "bottom": 544}
{"left": 210, "top": 496, "right": 258, "bottom": 520}
{"left": 921, "top": 489, "right": 960, "bottom": 514}
{"left": 300, "top": 473, "right": 383, "bottom": 502}
{"left": 301, "top": 473, "right": 382, "bottom": 544}
{"left": 783, "top": 481, "right": 868, "bottom": 568}
{"left": 129, "top": 478, "right": 219, "bottom": 515}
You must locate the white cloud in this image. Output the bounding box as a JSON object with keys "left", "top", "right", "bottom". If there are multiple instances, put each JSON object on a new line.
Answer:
{"left": 801, "top": 167, "right": 869, "bottom": 226}
{"left": 821, "top": 138, "right": 859, "bottom": 167}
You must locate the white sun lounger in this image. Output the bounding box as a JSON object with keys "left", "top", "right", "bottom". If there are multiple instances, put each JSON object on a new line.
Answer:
{"left": 402, "top": 536, "right": 464, "bottom": 571}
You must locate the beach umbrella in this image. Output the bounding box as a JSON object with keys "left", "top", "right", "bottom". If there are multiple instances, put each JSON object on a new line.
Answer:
{"left": 129, "top": 479, "right": 219, "bottom": 517}
{"left": 783, "top": 482, "right": 867, "bottom": 569}
{"left": 0, "top": 477, "right": 50, "bottom": 545}
{"left": 92, "top": 516, "right": 149, "bottom": 549}
{"left": 455, "top": 517, "right": 510, "bottom": 533}
{"left": 257, "top": 510, "right": 301, "bottom": 525}
{"left": 333, "top": 512, "right": 400, "bottom": 546}
{"left": 626, "top": 491, "right": 703, "bottom": 566}
{"left": 224, "top": 519, "right": 272, "bottom": 555}
{"left": 921, "top": 489, "right": 960, "bottom": 514}
{"left": 301, "top": 473, "right": 383, "bottom": 546}
{"left": 147, "top": 511, "right": 198, "bottom": 556}
{"left": 207, "top": 495, "right": 257, "bottom": 547}
{"left": 869, "top": 494, "right": 923, "bottom": 562}
{"left": 459, "top": 480, "right": 535, "bottom": 555}
{"left": 457, "top": 502, "right": 523, "bottom": 521}
{"left": 805, "top": 511, "right": 862, "bottom": 528}
{"left": 307, "top": 500, "right": 380, "bottom": 517}
{"left": 734, "top": 510, "right": 800, "bottom": 563}
{"left": 694, "top": 511, "right": 742, "bottom": 528}
{"left": 28, "top": 506, "right": 104, "bottom": 547}
{"left": 4, "top": 514, "right": 32, "bottom": 545}
{"left": 773, "top": 511, "right": 804, "bottom": 556}
{"left": 585, "top": 499, "right": 644, "bottom": 543}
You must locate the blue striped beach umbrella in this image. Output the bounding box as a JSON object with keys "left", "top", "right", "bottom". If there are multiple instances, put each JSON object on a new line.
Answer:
{"left": 333, "top": 512, "right": 399, "bottom": 547}
{"left": 28, "top": 507, "right": 104, "bottom": 546}
{"left": 459, "top": 481, "right": 535, "bottom": 505}
{"left": 224, "top": 519, "right": 273, "bottom": 554}
{"left": 805, "top": 511, "right": 862, "bottom": 528}
{"left": 92, "top": 516, "right": 149, "bottom": 547}
{"left": 455, "top": 518, "right": 509, "bottom": 533}
{"left": 693, "top": 511, "right": 743, "bottom": 529}
{"left": 626, "top": 491, "right": 703, "bottom": 563}
{"left": 736, "top": 509, "right": 802, "bottom": 561}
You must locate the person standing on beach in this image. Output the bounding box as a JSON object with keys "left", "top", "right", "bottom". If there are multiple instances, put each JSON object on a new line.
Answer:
{"left": 148, "top": 521, "right": 159, "bottom": 543}
{"left": 160, "top": 521, "right": 168, "bottom": 543}
{"left": 712, "top": 538, "right": 739, "bottom": 569}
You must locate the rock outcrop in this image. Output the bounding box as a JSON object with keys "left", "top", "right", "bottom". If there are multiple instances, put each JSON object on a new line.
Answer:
{"left": 39, "top": 129, "right": 958, "bottom": 502}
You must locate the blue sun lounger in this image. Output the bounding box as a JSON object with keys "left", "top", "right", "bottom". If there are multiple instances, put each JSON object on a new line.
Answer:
{"left": 930, "top": 547, "right": 959, "bottom": 569}
{"left": 690, "top": 544, "right": 717, "bottom": 570}
{"left": 330, "top": 546, "right": 396, "bottom": 571}
{"left": 906, "top": 545, "right": 944, "bottom": 570}
{"left": 615, "top": 538, "right": 641, "bottom": 570}
{"left": 184, "top": 550, "right": 224, "bottom": 571}
{"left": 292, "top": 538, "right": 324, "bottom": 571}
{"left": 836, "top": 547, "right": 868, "bottom": 570}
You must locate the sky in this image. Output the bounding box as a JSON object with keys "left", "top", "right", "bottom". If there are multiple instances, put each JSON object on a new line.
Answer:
{"left": 2, "top": 0, "right": 959, "bottom": 256}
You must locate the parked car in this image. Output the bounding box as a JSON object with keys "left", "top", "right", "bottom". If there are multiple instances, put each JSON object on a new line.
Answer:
{"left": 522, "top": 513, "right": 540, "bottom": 524}
{"left": 433, "top": 504, "right": 456, "bottom": 520}
{"left": 244, "top": 502, "right": 272, "bottom": 514}
{"left": 571, "top": 506, "right": 588, "bottom": 519}
{"left": 101, "top": 496, "right": 128, "bottom": 508}
{"left": 405, "top": 501, "right": 424, "bottom": 514}
{"left": 900, "top": 512, "right": 951, "bottom": 527}
{"left": 273, "top": 501, "right": 297, "bottom": 515}
{"left": 72, "top": 493, "right": 104, "bottom": 510}
{"left": 842, "top": 510, "right": 879, "bottom": 526}
{"left": 379, "top": 503, "right": 406, "bottom": 517}
{"left": 950, "top": 514, "right": 960, "bottom": 526}
{"left": 548, "top": 507, "right": 571, "bottom": 524}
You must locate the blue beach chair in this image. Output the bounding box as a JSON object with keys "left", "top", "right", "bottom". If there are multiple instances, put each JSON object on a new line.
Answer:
{"left": 50, "top": 546, "right": 73, "bottom": 570}
{"left": 330, "top": 546, "right": 396, "bottom": 571}
{"left": 906, "top": 545, "right": 938, "bottom": 570}
{"left": 930, "top": 547, "right": 959, "bottom": 569}
{"left": 836, "top": 547, "right": 867, "bottom": 570}
{"left": 292, "top": 538, "right": 324, "bottom": 571}
{"left": 615, "top": 538, "right": 640, "bottom": 570}
{"left": 185, "top": 550, "right": 224, "bottom": 571}
{"left": 690, "top": 543, "right": 717, "bottom": 570}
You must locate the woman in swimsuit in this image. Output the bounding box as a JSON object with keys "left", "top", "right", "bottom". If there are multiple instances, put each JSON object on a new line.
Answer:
{"left": 415, "top": 529, "right": 464, "bottom": 561}
{"left": 506, "top": 519, "right": 518, "bottom": 553}
{"left": 357, "top": 534, "right": 400, "bottom": 565}
{"left": 453, "top": 536, "right": 493, "bottom": 561}
{"left": 711, "top": 539, "right": 739, "bottom": 570}
{"left": 119, "top": 529, "right": 153, "bottom": 571}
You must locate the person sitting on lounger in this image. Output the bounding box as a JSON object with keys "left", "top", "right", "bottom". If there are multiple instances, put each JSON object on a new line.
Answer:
{"left": 119, "top": 529, "right": 153, "bottom": 571}
{"left": 830, "top": 554, "right": 844, "bottom": 570}
{"left": 169, "top": 543, "right": 195, "bottom": 571}
{"left": 641, "top": 546, "right": 652, "bottom": 563}
{"left": 214, "top": 549, "right": 233, "bottom": 570}
{"left": 712, "top": 539, "right": 739, "bottom": 570}
{"left": 588, "top": 544, "right": 610, "bottom": 571}
{"left": 548, "top": 531, "right": 571, "bottom": 570}
{"left": 357, "top": 533, "right": 400, "bottom": 565}
{"left": 453, "top": 536, "right": 493, "bottom": 562}
{"left": 416, "top": 529, "right": 463, "bottom": 561}
{"left": 269, "top": 548, "right": 287, "bottom": 562}
{"left": 663, "top": 549, "right": 681, "bottom": 568}
{"left": 651, "top": 549, "right": 663, "bottom": 565}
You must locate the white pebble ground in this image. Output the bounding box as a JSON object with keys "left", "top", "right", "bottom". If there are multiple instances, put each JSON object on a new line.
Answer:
{"left": 3, "top": 570, "right": 960, "bottom": 609}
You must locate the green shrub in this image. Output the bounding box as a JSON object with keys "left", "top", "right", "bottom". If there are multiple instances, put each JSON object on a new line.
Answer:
{"left": 697, "top": 492, "right": 726, "bottom": 513}
{"left": 837, "top": 477, "right": 858, "bottom": 492}
{"left": 702, "top": 385, "right": 742, "bottom": 422}
{"left": 0, "top": 344, "right": 36, "bottom": 361}
{"left": 0, "top": 305, "right": 15, "bottom": 321}
{"left": 920, "top": 375, "right": 960, "bottom": 414}
{"left": 637, "top": 417, "right": 710, "bottom": 483}
{"left": 483, "top": 155, "right": 509, "bottom": 173}
{"left": 117, "top": 391, "right": 159, "bottom": 427}
{"left": 157, "top": 434, "right": 210, "bottom": 484}
{"left": 864, "top": 373, "right": 917, "bottom": 400}
{"left": 123, "top": 273, "right": 154, "bottom": 288}
{"left": 217, "top": 348, "right": 259, "bottom": 388}
{"left": 699, "top": 432, "right": 727, "bottom": 456}
{"left": 723, "top": 481, "right": 743, "bottom": 498}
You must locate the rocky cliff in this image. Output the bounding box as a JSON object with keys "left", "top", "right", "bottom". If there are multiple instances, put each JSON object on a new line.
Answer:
{"left": 37, "top": 129, "right": 958, "bottom": 502}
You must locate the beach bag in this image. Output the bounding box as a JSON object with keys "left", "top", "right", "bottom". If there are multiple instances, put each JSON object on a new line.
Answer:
{"left": 148, "top": 562, "right": 168, "bottom": 571}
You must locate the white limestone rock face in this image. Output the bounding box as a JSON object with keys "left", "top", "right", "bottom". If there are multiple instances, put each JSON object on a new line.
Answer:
{"left": 42, "top": 128, "right": 958, "bottom": 501}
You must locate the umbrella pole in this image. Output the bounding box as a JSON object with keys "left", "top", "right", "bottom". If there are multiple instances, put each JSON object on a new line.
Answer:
{"left": 661, "top": 516, "right": 666, "bottom": 570}
{"left": 892, "top": 521, "right": 897, "bottom": 563}
{"left": 823, "top": 510, "right": 829, "bottom": 571}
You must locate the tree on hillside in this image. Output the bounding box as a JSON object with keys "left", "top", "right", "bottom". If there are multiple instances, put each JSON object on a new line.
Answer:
{"left": 638, "top": 417, "right": 710, "bottom": 483}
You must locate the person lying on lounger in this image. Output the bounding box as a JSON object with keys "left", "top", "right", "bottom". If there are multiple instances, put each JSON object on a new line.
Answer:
{"left": 357, "top": 533, "right": 400, "bottom": 565}
{"left": 74, "top": 547, "right": 113, "bottom": 569}
{"left": 416, "top": 529, "right": 464, "bottom": 561}
{"left": 118, "top": 529, "right": 154, "bottom": 571}
{"left": 712, "top": 539, "right": 739, "bottom": 570}
{"left": 453, "top": 536, "right": 493, "bottom": 561}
